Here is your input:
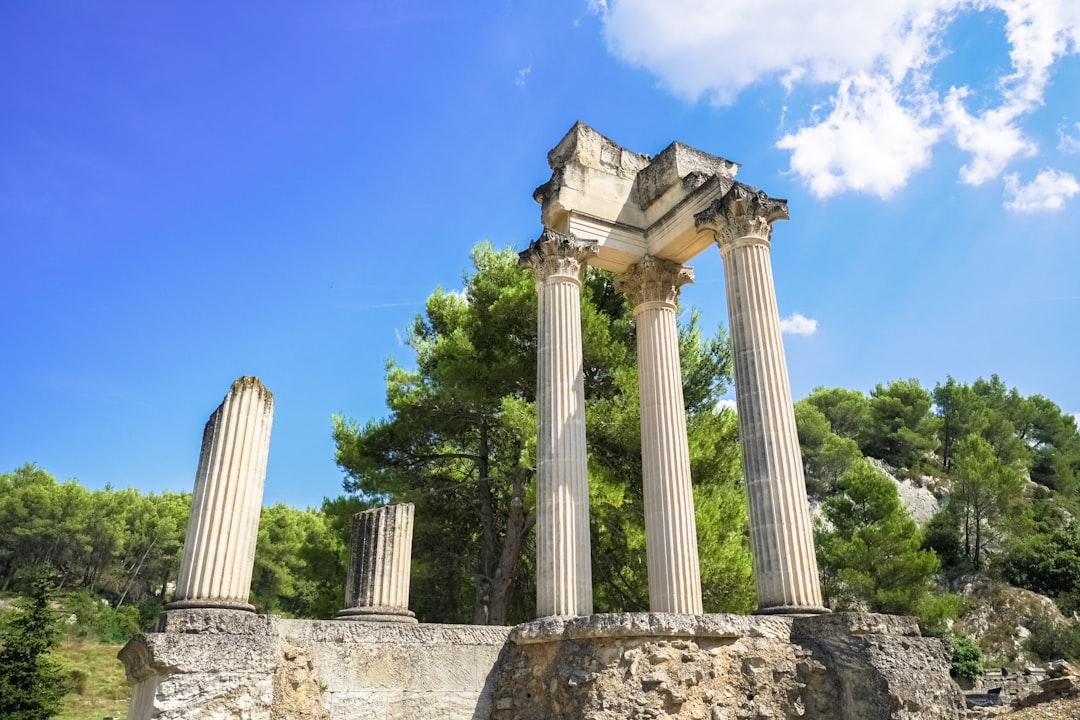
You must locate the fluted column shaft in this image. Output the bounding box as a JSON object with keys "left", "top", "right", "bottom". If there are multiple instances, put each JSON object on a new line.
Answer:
{"left": 696, "top": 184, "right": 825, "bottom": 614}
{"left": 170, "top": 376, "right": 274, "bottom": 611}
{"left": 520, "top": 229, "right": 596, "bottom": 617}
{"left": 616, "top": 256, "right": 703, "bottom": 614}
{"left": 337, "top": 503, "right": 417, "bottom": 623}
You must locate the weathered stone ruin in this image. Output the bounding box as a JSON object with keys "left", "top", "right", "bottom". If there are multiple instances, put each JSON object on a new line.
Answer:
{"left": 120, "top": 124, "right": 967, "bottom": 719}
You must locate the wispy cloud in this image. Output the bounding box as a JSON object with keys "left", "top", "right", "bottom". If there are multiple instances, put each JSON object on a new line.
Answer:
{"left": 1004, "top": 169, "right": 1080, "bottom": 212}
{"left": 515, "top": 65, "right": 533, "bottom": 88}
{"left": 716, "top": 398, "right": 737, "bottom": 413}
{"left": 593, "top": 0, "right": 1080, "bottom": 202}
{"left": 779, "top": 313, "right": 818, "bottom": 336}
{"left": 1060, "top": 124, "right": 1080, "bottom": 153}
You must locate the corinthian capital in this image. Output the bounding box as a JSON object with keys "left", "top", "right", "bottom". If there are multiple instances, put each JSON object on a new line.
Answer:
{"left": 518, "top": 228, "right": 599, "bottom": 285}
{"left": 694, "top": 182, "right": 789, "bottom": 251}
{"left": 614, "top": 255, "right": 693, "bottom": 309}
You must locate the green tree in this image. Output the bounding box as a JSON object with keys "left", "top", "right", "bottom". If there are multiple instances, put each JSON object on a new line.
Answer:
{"left": 951, "top": 435, "right": 1024, "bottom": 569}
{"left": 333, "top": 243, "right": 540, "bottom": 624}
{"left": 815, "top": 460, "right": 941, "bottom": 617}
{"left": 864, "top": 379, "right": 938, "bottom": 471}
{"left": 801, "top": 386, "right": 871, "bottom": 445}
{"left": 0, "top": 566, "right": 66, "bottom": 720}
{"left": 333, "top": 242, "right": 750, "bottom": 623}
{"left": 793, "top": 399, "right": 862, "bottom": 498}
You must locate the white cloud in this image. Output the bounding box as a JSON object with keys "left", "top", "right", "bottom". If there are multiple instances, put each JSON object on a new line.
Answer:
{"left": 1003, "top": 169, "right": 1080, "bottom": 211}
{"left": 595, "top": 0, "right": 1080, "bottom": 197}
{"left": 1059, "top": 124, "right": 1080, "bottom": 153}
{"left": 777, "top": 73, "right": 939, "bottom": 198}
{"left": 716, "top": 398, "right": 738, "bottom": 413}
{"left": 515, "top": 65, "right": 532, "bottom": 88}
{"left": 779, "top": 313, "right": 819, "bottom": 336}
{"left": 598, "top": 0, "right": 952, "bottom": 104}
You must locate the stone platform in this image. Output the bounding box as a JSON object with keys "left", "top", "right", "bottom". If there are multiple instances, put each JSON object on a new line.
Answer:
{"left": 119, "top": 611, "right": 965, "bottom": 720}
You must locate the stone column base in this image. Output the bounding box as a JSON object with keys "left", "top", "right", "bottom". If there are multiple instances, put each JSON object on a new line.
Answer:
{"left": 335, "top": 605, "right": 418, "bottom": 623}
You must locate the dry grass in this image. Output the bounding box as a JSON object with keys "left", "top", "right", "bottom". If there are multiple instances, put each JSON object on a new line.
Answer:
{"left": 52, "top": 638, "right": 132, "bottom": 720}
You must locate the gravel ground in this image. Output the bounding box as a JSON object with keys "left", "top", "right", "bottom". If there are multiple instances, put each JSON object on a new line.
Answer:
{"left": 973, "top": 694, "right": 1080, "bottom": 719}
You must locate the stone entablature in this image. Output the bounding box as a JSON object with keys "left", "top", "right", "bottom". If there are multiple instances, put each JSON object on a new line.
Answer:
{"left": 534, "top": 122, "right": 739, "bottom": 273}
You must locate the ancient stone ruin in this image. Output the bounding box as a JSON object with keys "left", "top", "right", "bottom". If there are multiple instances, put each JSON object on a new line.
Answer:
{"left": 119, "top": 124, "right": 966, "bottom": 719}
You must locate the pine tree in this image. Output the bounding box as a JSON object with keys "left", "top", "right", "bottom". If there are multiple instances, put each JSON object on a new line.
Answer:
{"left": 0, "top": 566, "right": 66, "bottom": 720}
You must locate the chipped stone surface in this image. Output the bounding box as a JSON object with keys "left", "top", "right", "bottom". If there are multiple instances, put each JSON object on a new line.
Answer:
{"left": 495, "top": 613, "right": 964, "bottom": 720}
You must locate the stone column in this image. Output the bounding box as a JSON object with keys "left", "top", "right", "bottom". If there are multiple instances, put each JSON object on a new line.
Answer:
{"left": 337, "top": 503, "right": 417, "bottom": 623}
{"left": 520, "top": 228, "right": 597, "bottom": 617}
{"left": 169, "top": 376, "right": 274, "bottom": 612}
{"left": 695, "top": 184, "right": 826, "bottom": 614}
{"left": 615, "top": 255, "right": 703, "bottom": 614}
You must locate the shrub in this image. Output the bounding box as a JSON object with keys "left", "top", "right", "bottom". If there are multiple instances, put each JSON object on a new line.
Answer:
{"left": 1023, "top": 613, "right": 1080, "bottom": 662}
{"left": 946, "top": 633, "right": 984, "bottom": 681}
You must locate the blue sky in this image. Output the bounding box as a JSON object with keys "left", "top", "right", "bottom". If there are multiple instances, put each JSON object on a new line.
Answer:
{"left": 3, "top": 0, "right": 1078, "bottom": 508}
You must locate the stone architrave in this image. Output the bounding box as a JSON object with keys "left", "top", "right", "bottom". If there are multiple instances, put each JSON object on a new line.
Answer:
{"left": 615, "top": 255, "right": 703, "bottom": 614}
{"left": 519, "top": 228, "right": 597, "bottom": 617}
{"left": 695, "top": 183, "right": 826, "bottom": 614}
{"left": 337, "top": 503, "right": 417, "bottom": 623}
{"left": 169, "top": 376, "right": 274, "bottom": 612}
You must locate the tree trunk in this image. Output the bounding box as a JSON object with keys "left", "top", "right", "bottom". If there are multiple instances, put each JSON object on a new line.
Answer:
{"left": 472, "top": 426, "right": 497, "bottom": 625}
{"left": 487, "top": 466, "right": 536, "bottom": 625}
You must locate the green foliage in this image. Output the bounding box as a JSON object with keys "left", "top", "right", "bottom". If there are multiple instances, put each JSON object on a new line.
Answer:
{"left": 61, "top": 590, "right": 142, "bottom": 644}
{"left": 0, "top": 464, "right": 190, "bottom": 607}
{"left": 943, "top": 633, "right": 985, "bottom": 681}
{"left": 801, "top": 386, "right": 871, "bottom": 445}
{"left": 816, "top": 460, "right": 942, "bottom": 617}
{"left": 922, "top": 506, "right": 965, "bottom": 570}
{"left": 1002, "top": 522, "right": 1080, "bottom": 614}
{"left": 1023, "top": 613, "right": 1080, "bottom": 662}
{"left": 864, "top": 379, "right": 938, "bottom": 472}
{"left": 251, "top": 503, "right": 347, "bottom": 618}
{"left": 951, "top": 435, "right": 1024, "bottom": 569}
{"left": 793, "top": 399, "right": 863, "bottom": 498}
{"left": 0, "top": 566, "right": 66, "bottom": 720}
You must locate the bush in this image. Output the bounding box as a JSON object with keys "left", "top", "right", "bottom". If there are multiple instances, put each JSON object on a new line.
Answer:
{"left": 67, "top": 668, "right": 88, "bottom": 695}
{"left": 61, "top": 589, "right": 142, "bottom": 644}
{"left": 945, "top": 633, "right": 984, "bottom": 681}
{"left": 1023, "top": 613, "right": 1080, "bottom": 662}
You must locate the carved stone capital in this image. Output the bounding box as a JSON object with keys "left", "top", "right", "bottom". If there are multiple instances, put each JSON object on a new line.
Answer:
{"left": 614, "top": 255, "right": 693, "bottom": 309}
{"left": 694, "top": 182, "right": 789, "bottom": 252}
{"left": 519, "top": 229, "right": 599, "bottom": 285}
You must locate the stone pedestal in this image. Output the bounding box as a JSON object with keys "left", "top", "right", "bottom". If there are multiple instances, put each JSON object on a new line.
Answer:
{"left": 168, "top": 376, "right": 274, "bottom": 612}
{"left": 696, "top": 184, "right": 825, "bottom": 614}
{"left": 337, "top": 503, "right": 417, "bottom": 623}
{"left": 491, "top": 613, "right": 965, "bottom": 720}
{"left": 520, "top": 229, "right": 597, "bottom": 617}
{"left": 616, "top": 256, "right": 703, "bottom": 614}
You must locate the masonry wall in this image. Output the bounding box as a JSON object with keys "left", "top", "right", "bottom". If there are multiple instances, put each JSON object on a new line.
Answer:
{"left": 120, "top": 611, "right": 965, "bottom": 720}
{"left": 120, "top": 609, "right": 511, "bottom": 720}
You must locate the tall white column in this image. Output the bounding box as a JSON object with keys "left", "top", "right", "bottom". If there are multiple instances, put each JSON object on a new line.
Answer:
{"left": 520, "top": 229, "right": 596, "bottom": 617}
{"left": 170, "top": 376, "right": 274, "bottom": 611}
{"left": 696, "top": 184, "right": 826, "bottom": 614}
{"left": 615, "top": 256, "right": 703, "bottom": 614}
{"left": 337, "top": 503, "right": 417, "bottom": 623}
